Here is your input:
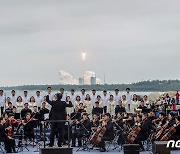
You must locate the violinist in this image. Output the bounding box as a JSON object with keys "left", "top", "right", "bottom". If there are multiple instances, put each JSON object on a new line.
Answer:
{"left": 22, "top": 113, "right": 35, "bottom": 144}
{"left": 71, "top": 113, "right": 91, "bottom": 147}
{"left": 99, "top": 113, "right": 114, "bottom": 152}
{"left": 133, "top": 113, "right": 149, "bottom": 151}
{"left": 5, "top": 113, "right": 19, "bottom": 136}
{"left": 70, "top": 106, "right": 81, "bottom": 121}
{"left": 0, "top": 117, "right": 15, "bottom": 153}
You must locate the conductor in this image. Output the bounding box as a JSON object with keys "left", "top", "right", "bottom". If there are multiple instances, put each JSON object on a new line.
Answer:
{"left": 46, "top": 93, "right": 73, "bottom": 147}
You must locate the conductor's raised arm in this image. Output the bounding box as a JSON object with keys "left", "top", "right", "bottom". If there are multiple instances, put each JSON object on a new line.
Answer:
{"left": 46, "top": 95, "right": 53, "bottom": 105}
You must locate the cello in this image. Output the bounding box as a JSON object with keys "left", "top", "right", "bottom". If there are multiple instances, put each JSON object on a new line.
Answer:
{"left": 89, "top": 120, "right": 107, "bottom": 145}
{"left": 161, "top": 122, "right": 180, "bottom": 141}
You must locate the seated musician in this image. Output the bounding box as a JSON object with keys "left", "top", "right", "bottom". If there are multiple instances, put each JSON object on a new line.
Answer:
{"left": 99, "top": 113, "right": 114, "bottom": 152}
{"left": 92, "top": 101, "right": 103, "bottom": 116}
{"left": 91, "top": 114, "right": 100, "bottom": 131}
{"left": 5, "top": 102, "right": 14, "bottom": 115}
{"left": 167, "top": 112, "right": 175, "bottom": 127}
{"left": 156, "top": 112, "right": 167, "bottom": 130}
{"left": 22, "top": 113, "right": 35, "bottom": 144}
{"left": 114, "top": 113, "right": 125, "bottom": 145}
{"left": 70, "top": 106, "right": 81, "bottom": 121}
{"left": 124, "top": 114, "right": 135, "bottom": 128}
{"left": 137, "top": 100, "right": 147, "bottom": 110}
{"left": 21, "top": 103, "right": 32, "bottom": 119}
{"left": 115, "top": 100, "right": 126, "bottom": 115}
{"left": 133, "top": 113, "right": 149, "bottom": 151}
{"left": 4, "top": 113, "right": 18, "bottom": 134}
{"left": 169, "top": 116, "right": 180, "bottom": 141}
{"left": 0, "top": 117, "right": 15, "bottom": 153}
{"left": 71, "top": 113, "right": 91, "bottom": 147}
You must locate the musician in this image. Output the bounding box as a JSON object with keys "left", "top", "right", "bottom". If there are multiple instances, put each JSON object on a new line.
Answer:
{"left": 92, "top": 101, "right": 103, "bottom": 116}
{"left": 134, "top": 113, "right": 149, "bottom": 151}
{"left": 99, "top": 113, "right": 114, "bottom": 152}
{"left": 91, "top": 114, "right": 100, "bottom": 132}
{"left": 157, "top": 112, "right": 167, "bottom": 129}
{"left": 115, "top": 100, "right": 126, "bottom": 115}
{"left": 167, "top": 112, "right": 175, "bottom": 127}
{"left": 70, "top": 106, "right": 81, "bottom": 121}
{"left": 114, "top": 113, "right": 125, "bottom": 145}
{"left": 0, "top": 117, "right": 15, "bottom": 153}
{"left": 125, "top": 114, "right": 135, "bottom": 128}
{"left": 22, "top": 113, "right": 35, "bottom": 144}
{"left": 46, "top": 93, "right": 73, "bottom": 147}
{"left": 71, "top": 113, "right": 91, "bottom": 147}
{"left": 20, "top": 103, "right": 32, "bottom": 119}
{"left": 4, "top": 113, "right": 18, "bottom": 135}
{"left": 169, "top": 116, "right": 180, "bottom": 141}
{"left": 5, "top": 102, "right": 14, "bottom": 115}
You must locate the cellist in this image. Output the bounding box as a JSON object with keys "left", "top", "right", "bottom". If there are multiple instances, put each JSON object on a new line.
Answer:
{"left": 133, "top": 113, "right": 149, "bottom": 151}
{"left": 99, "top": 113, "right": 114, "bottom": 152}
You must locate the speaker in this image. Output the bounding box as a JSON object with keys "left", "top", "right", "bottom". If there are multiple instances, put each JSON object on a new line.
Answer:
{"left": 40, "top": 147, "right": 73, "bottom": 154}
{"left": 152, "top": 141, "right": 170, "bottom": 154}
{"left": 124, "top": 144, "right": 140, "bottom": 154}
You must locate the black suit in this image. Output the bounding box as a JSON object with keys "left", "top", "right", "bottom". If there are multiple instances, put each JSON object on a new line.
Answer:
{"left": 99, "top": 121, "right": 114, "bottom": 150}
{"left": 0, "top": 124, "right": 14, "bottom": 153}
{"left": 46, "top": 95, "right": 73, "bottom": 146}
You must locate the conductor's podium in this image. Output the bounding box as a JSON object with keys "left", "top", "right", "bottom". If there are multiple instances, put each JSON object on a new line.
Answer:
{"left": 40, "top": 147, "right": 73, "bottom": 154}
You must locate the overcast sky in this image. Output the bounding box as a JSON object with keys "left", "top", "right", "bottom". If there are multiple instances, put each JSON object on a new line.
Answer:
{"left": 0, "top": 0, "right": 180, "bottom": 86}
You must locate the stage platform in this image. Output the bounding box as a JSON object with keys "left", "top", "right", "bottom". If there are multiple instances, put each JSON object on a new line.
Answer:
{"left": 7, "top": 145, "right": 179, "bottom": 154}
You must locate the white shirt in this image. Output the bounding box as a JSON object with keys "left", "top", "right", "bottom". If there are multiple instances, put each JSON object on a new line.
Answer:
{"left": 91, "top": 94, "right": 97, "bottom": 107}
{"left": 114, "top": 94, "right": 121, "bottom": 105}
{"left": 126, "top": 93, "right": 132, "bottom": 105}
{"left": 70, "top": 94, "right": 76, "bottom": 105}
{"left": 61, "top": 93, "right": 67, "bottom": 101}
{"left": 10, "top": 95, "right": 17, "bottom": 106}
{"left": 0, "top": 95, "right": 5, "bottom": 107}
{"left": 102, "top": 95, "right": 109, "bottom": 106}
{"left": 80, "top": 94, "right": 86, "bottom": 103}
{"left": 15, "top": 102, "right": 24, "bottom": 113}
{"left": 22, "top": 96, "right": 30, "bottom": 104}
{"left": 28, "top": 102, "right": 37, "bottom": 111}
{"left": 47, "top": 93, "right": 54, "bottom": 101}
{"left": 35, "top": 96, "right": 43, "bottom": 107}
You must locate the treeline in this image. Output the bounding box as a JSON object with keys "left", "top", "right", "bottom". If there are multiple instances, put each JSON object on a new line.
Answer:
{"left": 1, "top": 80, "right": 180, "bottom": 92}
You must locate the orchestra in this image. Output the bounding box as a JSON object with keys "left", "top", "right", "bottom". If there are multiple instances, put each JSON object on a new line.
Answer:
{"left": 0, "top": 88, "right": 180, "bottom": 153}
